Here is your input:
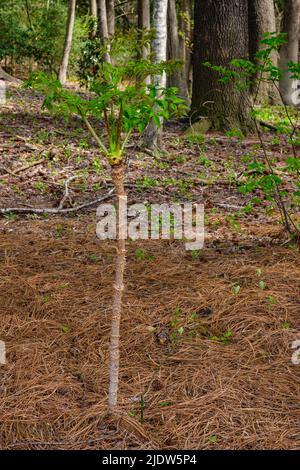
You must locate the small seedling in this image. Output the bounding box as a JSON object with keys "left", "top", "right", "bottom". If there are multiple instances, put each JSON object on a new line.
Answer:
{"left": 62, "top": 324, "right": 70, "bottom": 334}
{"left": 191, "top": 250, "right": 200, "bottom": 260}
{"left": 88, "top": 254, "right": 98, "bottom": 263}
{"left": 208, "top": 435, "right": 218, "bottom": 444}
{"left": 232, "top": 284, "right": 241, "bottom": 295}
{"left": 158, "top": 401, "right": 174, "bottom": 407}
{"left": 210, "top": 330, "right": 233, "bottom": 345}
{"left": 259, "top": 280, "right": 266, "bottom": 290}
{"left": 135, "top": 248, "right": 155, "bottom": 261}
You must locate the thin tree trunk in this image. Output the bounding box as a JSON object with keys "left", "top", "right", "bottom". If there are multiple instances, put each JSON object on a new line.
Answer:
{"left": 143, "top": 0, "right": 168, "bottom": 149}
{"left": 98, "top": 0, "right": 111, "bottom": 62}
{"left": 179, "top": 0, "right": 192, "bottom": 98}
{"left": 108, "top": 163, "right": 126, "bottom": 412}
{"left": 138, "top": 0, "right": 150, "bottom": 59}
{"left": 58, "top": 0, "right": 76, "bottom": 85}
{"left": 89, "top": 0, "right": 97, "bottom": 39}
{"left": 106, "top": 0, "right": 115, "bottom": 36}
{"left": 167, "top": 0, "right": 189, "bottom": 103}
{"left": 279, "top": 0, "right": 300, "bottom": 105}
{"left": 98, "top": 0, "right": 109, "bottom": 41}
{"left": 191, "top": 0, "right": 254, "bottom": 133}
{"left": 248, "top": 0, "right": 279, "bottom": 104}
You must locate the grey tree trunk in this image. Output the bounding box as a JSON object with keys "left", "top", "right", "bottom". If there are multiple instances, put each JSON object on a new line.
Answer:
{"left": 167, "top": 0, "right": 190, "bottom": 103}
{"left": 89, "top": 0, "right": 97, "bottom": 39}
{"left": 248, "top": 0, "right": 279, "bottom": 104}
{"left": 106, "top": 0, "right": 115, "bottom": 36}
{"left": 98, "top": 0, "right": 111, "bottom": 62}
{"left": 143, "top": 0, "right": 168, "bottom": 148}
{"left": 98, "top": 0, "right": 108, "bottom": 40}
{"left": 191, "top": 0, "right": 254, "bottom": 133}
{"left": 138, "top": 0, "right": 150, "bottom": 59}
{"left": 178, "top": 0, "right": 192, "bottom": 98}
{"left": 58, "top": 0, "right": 76, "bottom": 85}
{"left": 279, "top": 0, "right": 300, "bottom": 105}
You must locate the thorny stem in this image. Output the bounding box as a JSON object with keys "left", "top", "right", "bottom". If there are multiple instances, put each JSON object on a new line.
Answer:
{"left": 108, "top": 163, "right": 126, "bottom": 411}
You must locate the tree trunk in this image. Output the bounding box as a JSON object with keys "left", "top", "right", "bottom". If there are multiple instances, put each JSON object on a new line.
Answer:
{"left": 143, "top": 0, "right": 168, "bottom": 148}
{"left": 191, "top": 0, "right": 254, "bottom": 133}
{"left": 98, "top": 0, "right": 111, "bottom": 62}
{"left": 167, "top": 0, "right": 190, "bottom": 103}
{"left": 106, "top": 0, "right": 115, "bottom": 36}
{"left": 108, "top": 163, "right": 126, "bottom": 412}
{"left": 58, "top": 0, "right": 76, "bottom": 85}
{"left": 279, "top": 0, "right": 300, "bottom": 105}
{"left": 98, "top": 0, "right": 109, "bottom": 41}
{"left": 138, "top": 0, "right": 150, "bottom": 59}
{"left": 178, "top": 0, "right": 192, "bottom": 98}
{"left": 248, "top": 0, "right": 279, "bottom": 104}
{"left": 89, "top": 0, "right": 97, "bottom": 39}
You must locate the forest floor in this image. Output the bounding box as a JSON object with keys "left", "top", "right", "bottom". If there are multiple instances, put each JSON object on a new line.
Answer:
{"left": 0, "top": 84, "right": 299, "bottom": 450}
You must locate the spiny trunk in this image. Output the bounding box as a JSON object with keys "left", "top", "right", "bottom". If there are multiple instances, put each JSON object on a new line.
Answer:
{"left": 248, "top": 0, "right": 279, "bottom": 104}
{"left": 138, "top": 0, "right": 150, "bottom": 60}
{"left": 167, "top": 0, "right": 190, "bottom": 103}
{"left": 143, "top": 0, "right": 168, "bottom": 149}
{"left": 106, "top": 0, "right": 115, "bottom": 36}
{"left": 58, "top": 0, "right": 76, "bottom": 85}
{"left": 191, "top": 0, "right": 254, "bottom": 133}
{"left": 108, "top": 163, "right": 126, "bottom": 412}
{"left": 279, "top": 0, "right": 300, "bottom": 105}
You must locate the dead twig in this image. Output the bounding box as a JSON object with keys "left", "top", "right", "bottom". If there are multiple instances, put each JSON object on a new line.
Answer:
{"left": 58, "top": 175, "right": 80, "bottom": 209}
{"left": 0, "top": 158, "right": 45, "bottom": 179}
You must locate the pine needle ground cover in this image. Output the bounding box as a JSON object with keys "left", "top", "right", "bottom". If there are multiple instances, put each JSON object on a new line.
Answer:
{"left": 0, "top": 220, "right": 299, "bottom": 450}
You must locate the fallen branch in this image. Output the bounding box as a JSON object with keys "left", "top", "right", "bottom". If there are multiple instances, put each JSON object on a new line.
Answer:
{"left": 0, "top": 158, "right": 45, "bottom": 179}
{"left": 0, "top": 189, "right": 114, "bottom": 215}
{"left": 259, "top": 120, "right": 278, "bottom": 132}
{"left": 0, "top": 66, "right": 22, "bottom": 84}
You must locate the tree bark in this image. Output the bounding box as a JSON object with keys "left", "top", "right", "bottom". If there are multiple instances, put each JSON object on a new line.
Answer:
{"left": 0, "top": 66, "right": 22, "bottom": 83}
{"left": 138, "top": 0, "right": 150, "bottom": 59}
{"left": 143, "top": 0, "right": 168, "bottom": 148}
{"left": 167, "top": 0, "right": 190, "bottom": 103}
{"left": 58, "top": 0, "right": 76, "bottom": 85}
{"left": 248, "top": 0, "right": 279, "bottom": 104}
{"left": 98, "top": 0, "right": 109, "bottom": 41}
{"left": 279, "top": 0, "right": 300, "bottom": 105}
{"left": 98, "top": 0, "right": 111, "bottom": 62}
{"left": 178, "top": 0, "right": 192, "bottom": 99}
{"left": 106, "top": 0, "right": 115, "bottom": 36}
{"left": 108, "top": 163, "right": 126, "bottom": 412}
{"left": 89, "top": 0, "right": 97, "bottom": 39}
{"left": 191, "top": 0, "right": 254, "bottom": 133}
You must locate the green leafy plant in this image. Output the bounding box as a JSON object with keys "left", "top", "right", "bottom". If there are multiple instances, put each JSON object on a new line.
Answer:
{"left": 205, "top": 33, "right": 300, "bottom": 238}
